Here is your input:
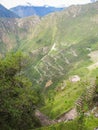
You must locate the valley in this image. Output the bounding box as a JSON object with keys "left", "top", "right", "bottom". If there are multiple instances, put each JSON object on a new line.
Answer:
{"left": 0, "top": 1, "right": 98, "bottom": 130}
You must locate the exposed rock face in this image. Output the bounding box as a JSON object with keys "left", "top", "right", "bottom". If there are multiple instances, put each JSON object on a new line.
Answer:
{"left": 0, "top": 16, "right": 40, "bottom": 53}
{"left": 65, "top": 5, "right": 82, "bottom": 17}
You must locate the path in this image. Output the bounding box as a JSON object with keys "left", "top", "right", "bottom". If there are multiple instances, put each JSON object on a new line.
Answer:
{"left": 35, "top": 108, "right": 77, "bottom": 126}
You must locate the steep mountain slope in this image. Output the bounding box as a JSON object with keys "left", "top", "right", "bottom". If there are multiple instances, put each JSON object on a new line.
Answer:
{"left": 0, "top": 2, "right": 98, "bottom": 129}
{"left": 0, "top": 4, "right": 19, "bottom": 18}
{"left": 10, "top": 5, "right": 64, "bottom": 17}
{"left": 22, "top": 1, "right": 98, "bottom": 85}
{"left": 0, "top": 2, "right": 98, "bottom": 86}
{"left": 0, "top": 16, "right": 40, "bottom": 54}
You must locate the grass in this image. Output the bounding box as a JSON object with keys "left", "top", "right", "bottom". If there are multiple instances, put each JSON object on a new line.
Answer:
{"left": 41, "top": 79, "right": 90, "bottom": 119}
{"left": 1, "top": 3, "right": 98, "bottom": 130}
{"left": 89, "top": 68, "right": 98, "bottom": 77}
{"left": 1, "top": 2, "right": 98, "bottom": 87}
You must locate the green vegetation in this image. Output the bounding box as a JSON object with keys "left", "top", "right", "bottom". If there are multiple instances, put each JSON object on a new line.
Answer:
{"left": 0, "top": 52, "right": 43, "bottom": 130}
{"left": 1, "top": 2, "right": 98, "bottom": 86}
{"left": 36, "top": 77, "right": 98, "bottom": 130}
{"left": 0, "top": 1, "right": 98, "bottom": 130}
{"left": 41, "top": 80, "right": 90, "bottom": 119}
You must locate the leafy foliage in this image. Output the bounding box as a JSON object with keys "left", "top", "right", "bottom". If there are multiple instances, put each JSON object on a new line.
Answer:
{"left": 0, "top": 52, "right": 41, "bottom": 130}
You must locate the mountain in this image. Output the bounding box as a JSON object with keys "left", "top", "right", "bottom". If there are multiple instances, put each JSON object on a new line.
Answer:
{"left": 0, "top": 15, "right": 40, "bottom": 54}
{"left": 0, "top": 1, "right": 98, "bottom": 86}
{"left": 0, "top": 4, "right": 19, "bottom": 18}
{"left": 0, "top": 1, "right": 98, "bottom": 129}
{"left": 10, "top": 5, "right": 64, "bottom": 17}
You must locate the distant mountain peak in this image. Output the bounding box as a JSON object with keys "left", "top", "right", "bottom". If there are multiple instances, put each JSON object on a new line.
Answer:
{"left": 0, "top": 4, "right": 8, "bottom": 10}
{"left": 0, "top": 4, "right": 19, "bottom": 18}
{"left": 10, "top": 5, "right": 64, "bottom": 17}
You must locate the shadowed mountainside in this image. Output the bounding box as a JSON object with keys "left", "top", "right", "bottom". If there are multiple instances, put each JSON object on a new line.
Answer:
{"left": 0, "top": 4, "right": 19, "bottom": 18}
{"left": 10, "top": 5, "right": 64, "bottom": 17}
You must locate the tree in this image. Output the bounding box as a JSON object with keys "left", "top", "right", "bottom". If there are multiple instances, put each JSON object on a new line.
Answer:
{"left": 0, "top": 52, "right": 41, "bottom": 130}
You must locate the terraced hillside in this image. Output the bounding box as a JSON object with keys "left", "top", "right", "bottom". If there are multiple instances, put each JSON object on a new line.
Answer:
{"left": 0, "top": 2, "right": 98, "bottom": 86}
{"left": 24, "top": 1, "right": 98, "bottom": 85}
{"left": 0, "top": 2, "right": 98, "bottom": 130}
